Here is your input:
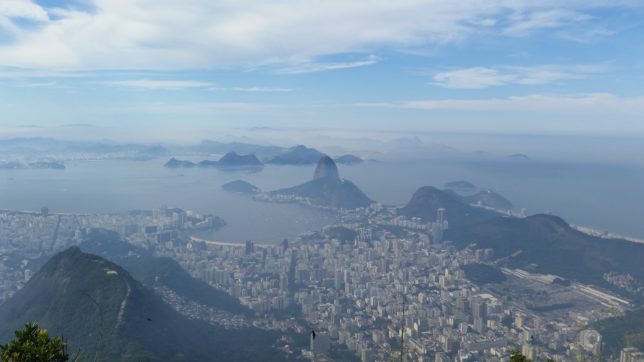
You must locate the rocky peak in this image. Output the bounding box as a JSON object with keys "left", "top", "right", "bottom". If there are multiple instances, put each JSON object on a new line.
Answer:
{"left": 313, "top": 156, "right": 339, "bottom": 180}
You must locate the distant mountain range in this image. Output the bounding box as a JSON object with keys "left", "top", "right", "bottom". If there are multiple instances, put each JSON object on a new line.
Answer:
{"left": 0, "top": 138, "right": 320, "bottom": 166}
{"left": 0, "top": 137, "right": 169, "bottom": 161}
{"left": 0, "top": 160, "right": 65, "bottom": 170}
{"left": 165, "top": 148, "right": 366, "bottom": 169}
{"left": 0, "top": 246, "right": 285, "bottom": 361}
{"left": 266, "top": 156, "right": 372, "bottom": 209}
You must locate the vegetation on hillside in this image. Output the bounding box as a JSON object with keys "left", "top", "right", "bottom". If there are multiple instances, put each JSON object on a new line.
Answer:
{"left": 461, "top": 263, "right": 507, "bottom": 285}
{"left": 595, "top": 307, "right": 644, "bottom": 357}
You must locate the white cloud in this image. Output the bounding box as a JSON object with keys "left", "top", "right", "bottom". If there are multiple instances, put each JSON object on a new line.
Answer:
{"left": 358, "top": 93, "right": 644, "bottom": 113}
{"left": 107, "top": 101, "right": 272, "bottom": 114}
{"left": 231, "top": 87, "right": 292, "bottom": 92}
{"left": 103, "top": 79, "right": 215, "bottom": 90}
{"left": 503, "top": 10, "right": 591, "bottom": 35}
{"left": 0, "top": 0, "right": 634, "bottom": 70}
{"left": 0, "top": 67, "right": 91, "bottom": 78}
{"left": 433, "top": 67, "right": 507, "bottom": 89}
{"left": 100, "top": 81, "right": 293, "bottom": 92}
{"left": 432, "top": 65, "right": 606, "bottom": 89}
{"left": 15, "top": 81, "right": 64, "bottom": 88}
{"left": 0, "top": 0, "right": 49, "bottom": 22}
{"left": 276, "top": 56, "right": 379, "bottom": 74}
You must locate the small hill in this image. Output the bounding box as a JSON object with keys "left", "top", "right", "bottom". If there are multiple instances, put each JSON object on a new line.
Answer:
{"left": 268, "top": 156, "right": 371, "bottom": 209}
{"left": 217, "top": 152, "right": 263, "bottom": 169}
{"left": 400, "top": 186, "right": 498, "bottom": 226}
{"left": 334, "top": 154, "right": 363, "bottom": 165}
{"left": 462, "top": 189, "right": 514, "bottom": 211}
{"left": 446, "top": 214, "right": 644, "bottom": 291}
{"left": 0, "top": 247, "right": 284, "bottom": 361}
{"left": 164, "top": 157, "right": 196, "bottom": 168}
{"left": 222, "top": 180, "right": 261, "bottom": 195}
{"left": 265, "top": 145, "right": 325, "bottom": 165}
{"left": 508, "top": 153, "right": 530, "bottom": 161}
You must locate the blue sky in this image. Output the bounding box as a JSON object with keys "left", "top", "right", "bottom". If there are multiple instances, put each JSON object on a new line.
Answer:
{"left": 0, "top": 0, "right": 643, "bottom": 140}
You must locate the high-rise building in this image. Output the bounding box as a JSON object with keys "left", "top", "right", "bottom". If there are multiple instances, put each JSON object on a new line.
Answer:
{"left": 334, "top": 269, "right": 344, "bottom": 290}
{"left": 437, "top": 208, "right": 445, "bottom": 225}
{"left": 471, "top": 298, "right": 488, "bottom": 321}
{"left": 279, "top": 273, "right": 288, "bottom": 292}
{"left": 245, "top": 240, "right": 254, "bottom": 255}
{"left": 311, "top": 331, "right": 330, "bottom": 357}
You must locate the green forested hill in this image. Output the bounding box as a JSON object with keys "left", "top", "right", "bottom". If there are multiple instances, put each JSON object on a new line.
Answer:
{"left": 0, "top": 247, "right": 285, "bottom": 361}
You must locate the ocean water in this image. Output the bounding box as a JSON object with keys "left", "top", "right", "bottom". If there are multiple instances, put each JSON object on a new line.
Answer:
{"left": 1, "top": 158, "right": 643, "bottom": 242}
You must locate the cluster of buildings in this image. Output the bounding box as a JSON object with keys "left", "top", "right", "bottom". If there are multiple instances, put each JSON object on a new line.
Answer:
{"left": 151, "top": 206, "right": 627, "bottom": 361}
{"left": 0, "top": 206, "right": 222, "bottom": 301}
{"left": 0, "top": 204, "right": 638, "bottom": 361}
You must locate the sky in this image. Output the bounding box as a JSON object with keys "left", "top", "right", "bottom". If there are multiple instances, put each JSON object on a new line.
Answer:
{"left": 0, "top": 0, "right": 643, "bottom": 141}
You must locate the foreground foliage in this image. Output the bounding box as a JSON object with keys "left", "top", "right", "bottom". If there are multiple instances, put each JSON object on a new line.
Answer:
{"left": 1, "top": 322, "right": 68, "bottom": 362}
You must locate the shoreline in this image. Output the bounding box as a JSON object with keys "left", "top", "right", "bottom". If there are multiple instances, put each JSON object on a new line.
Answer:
{"left": 3, "top": 206, "right": 644, "bottom": 246}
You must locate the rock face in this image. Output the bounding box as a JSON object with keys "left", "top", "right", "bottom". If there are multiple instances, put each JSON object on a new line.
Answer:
{"left": 313, "top": 156, "right": 340, "bottom": 180}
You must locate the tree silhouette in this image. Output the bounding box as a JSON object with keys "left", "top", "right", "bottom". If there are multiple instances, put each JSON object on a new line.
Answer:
{"left": 1, "top": 322, "right": 69, "bottom": 362}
